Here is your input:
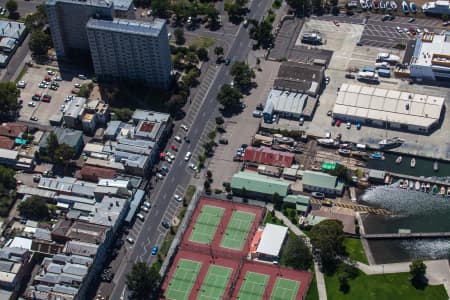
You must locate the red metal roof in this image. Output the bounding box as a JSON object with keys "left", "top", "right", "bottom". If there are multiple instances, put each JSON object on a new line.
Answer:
{"left": 77, "top": 165, "right": 116, "bottom": 182}
{"left": 0, "top": 122, "right": 27, "bottom": 138}
{"left": 0, "top": 136, "right": 14, "bottom": 149}
{"left": 243, "top": 146, "right": 294, "bottom": 168}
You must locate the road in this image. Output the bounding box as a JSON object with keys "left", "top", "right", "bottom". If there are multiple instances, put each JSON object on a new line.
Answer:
{"left": 104, "top": 1, "right": 274, "bottom": 299}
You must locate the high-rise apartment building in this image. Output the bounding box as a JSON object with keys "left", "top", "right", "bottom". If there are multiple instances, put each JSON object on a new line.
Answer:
{"left": 86, "top": 18, "right": 172, "bottom": 89}
{"left": 46, "top": 0, "right": 114, "bottom": 58}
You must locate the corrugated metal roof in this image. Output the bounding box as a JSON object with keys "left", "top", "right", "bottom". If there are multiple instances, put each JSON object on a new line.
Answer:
{"left": 231, "top": 171, "right": 290, "bottom": 196}
{"left": 256, "top": 224, "right": 288, "bottom": 257}
{"left": 243, "top": 146, "right": 294, "bottom": 168}
{"left": 302, "top": 171, "right": 337, "bottom": 190}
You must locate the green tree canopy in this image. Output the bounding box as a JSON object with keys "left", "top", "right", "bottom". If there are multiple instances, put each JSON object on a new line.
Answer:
{"left": 217, "top": 84, "right": 241, "bottom": 110}
{"left": 126, "top": 262, "right": 160, "bottom": 300}
{"left": 54, "top": 143, "right": 75, "bottom": 165}
{"left": 310, "top": 219, "right": 346, "bottom": 270}
{"left": 111, "top": 107, "right": 134, "bottom": 122}
{"left": 196, "top": 48, "right": 209, "bottom": 61}
{"left": 214, "top": 46, "right": 224, "bottom": 56}
{"left": 18, "top": 196, "right": 50, "bottom": 221}
{"left": 286, "top": 0, "right": 307, "bottom": 14}
{"left": 0, "top": 166, "right": 16, "bottom": 192}
{"left": 231, "top": 61, "right": 255, "bottom": 91}
{"left": 281, "top": 234, "right": 312, "bottom": 270}
{"left": 29, "top": 30, "right": 51, "bottom": 55}
{"left": 174, "top": 28, "right": 185, "bottom": 45}
{"left": 24, "top": 4, "right": 47, "bottom": 30}
{"left": 5, "top": 0, "right": 18, "bottom": 15}
{"left": 409, "top": 259, "right": 427, "bottom": 286}
{"left": 0, "top": 82, "right": 19, "bottom": 120}
{"left": 215, "top": 116, "right": 224, "bottom": 126}
{"left": 46, "top": 132, "right": 59, "bottom": 160}
{"left": 249, "top": 21, "right": 274, "bottom": 49}
{"left": 150, "top": 0, "right": 169, "bottom": 16}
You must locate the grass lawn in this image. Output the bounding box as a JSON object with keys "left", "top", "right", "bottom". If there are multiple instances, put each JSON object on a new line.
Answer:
{"left": 305, "top": 276, "right": 319, "bottom": 300}
{"left": 344, "top": 238, "right": 368, "bottom": 264}
{"left": 188, "top": 36, "right": 216, "bottom": 49}
{"left": 264, "top": 212, "right": 283, "bottom": 225}
{"left": 325, "top": 271, "right": 448, "bottom": 300}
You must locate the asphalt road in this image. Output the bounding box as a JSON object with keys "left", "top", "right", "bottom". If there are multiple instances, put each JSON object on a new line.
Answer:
{"left": 105, "top": 0, "right": 274, "bottom": 299}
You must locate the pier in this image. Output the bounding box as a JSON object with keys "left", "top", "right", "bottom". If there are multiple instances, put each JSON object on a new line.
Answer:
{"left": 388, "top": 172, "right": 450, "bottom": 188}
{"left": 362, "top": 232, "right": 450, "bottom": 239}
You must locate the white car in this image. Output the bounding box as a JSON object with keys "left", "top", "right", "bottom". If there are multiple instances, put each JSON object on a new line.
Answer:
{"left": 126, "top": 237, "right": 135, "bottom": 244}
{"left": 188, "top": 163, "right": 198, "bottom": 171}
{"left": 16, "top": 80, "right": 27, "bottom": 88}
{"left": 54, "top": 76, "right": 62, "bottom": 81}
{"left": 47, "top": 70, "right": 55, "bottom": 75}
{"left": 74, "top": 83, "right": 81, "bottom": 88}
{"left": 346, "top": 122, "right": 351, "bottom": 129}
{"left": 184, "top": 152, "right": 191, "bottom": 161}
{"left": 28, "top": 102, "right": 36, "bottom": 107}
{"left": 166, "top": 157, "right": 173, "bottom": 163}
{"left": 137, "top": 213, "right": 145, "bottom": 221}
{"left": 174, "top": 136, "right": 182, "bottom": 143}
{"left": 180, "top": 124, "right": 189, "bottom": 131}
{"left": 141, "top": 206, "right": 149, "bottom": 213}
{"left": 143, "top": 201, "right": 151, "bottom": 208}
{"left": 166, "top": 151, "right": 175, "bottom": 160}
{"left": 174, "top": 194, "right": 182, "bottom": 202}
{"left": 156, "top": 172, "right": 164, "bottom": 179}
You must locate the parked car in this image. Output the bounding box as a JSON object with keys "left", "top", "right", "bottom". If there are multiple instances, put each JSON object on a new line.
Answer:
{"left": 188, "top": 163, "right": 198, "bottom": 171}
{"left": 126, "top": 237, "right": 135, "bottom": 244}
{"left": 174, "top": 135, "right": 182, "bottom": 143}
{"left": 180, "top": 124, "right": 189, "bottom": 131}
{"left": 151, "top": 246, "right": 158, "bottom": 255}
{"left": 171, "top": 145, "right": 178, "bottom": 151}
{"left": 137, "top": 213, "right": 145, "bottom": 221}
{"left": 16, "top": 80, "right": 27, "bottom": 88}
{"left": 184, "top": 151, "right": 191, "bottom": 161}
{"left": 141, "top": 206, "right": 149, "bottom": 213}
{"left": 143, "top": 201, "right": 151, "bottom": 208}
{"left": 161, "top": 221, "right": 170, "bottom": 229}
{"left": 78, "top": 74, "right": 87, "bottom": 80}
{"left": 312, "top": 192, "right": 325, "bottom": 199}
{"left": 174, "top": 194, "right": 182, "bottom": 202}
{"left": 346, "top": 122, "right": 351, "bottom": 129}
{"left": 184, "top": 136, "right": 190, "bottom": 143}
{"left": 28, "top": 102, "right": 36, "bottom": 107}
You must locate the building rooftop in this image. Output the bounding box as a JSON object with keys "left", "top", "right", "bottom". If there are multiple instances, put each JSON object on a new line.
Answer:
{"left": 0, "top": 122, "right": 27, "bottom": 138}
{"left": 0, "top": 148, "right": 18, "bottom": 160}
{"left": 412, "top": 33, "right": 450, "bottom": 67}
{"left": 256, "top": 224, "right": 288, "bottom": 257}
{"left": 264, "top": 89, "right": 308, "bottom": 116}
{"left": 302, "top": 171, "right": 338, "bottom": 190}
{"left": 231, "top": 171, "right": 290, "bottom": 196}
{"left": 132, "top": 109, "right": 170, "bottom": 123}
{"left": 39, "top": 127, "right": 84, "bottom": 150}
{"left": 86, "top": 18, "right": 166, "bottom": 37}
{"left": 243, "top": 146, "right": 294, "bottom": 168}
{"left": 64, "top": 240, "right": 98, "bottom": 257}
{"left": 112, "top": 0, "right": 133, "bottom": 10}
{"left": 274, "top": 62, "right": 324, "bottom": 96}
{"left": 0, "top": 20, "right": 26, "bottom": 40}
{"left": 64, "top": 97, "right": 86, "bottom": 118}
{"left": 333, "top": 83, "right": 444, "bottom": 128}
{"left": 46, "top": 0, "right": 113, "bottom": 8}
{"left": 52, "top": 220, "right": 108, "bottom": 245}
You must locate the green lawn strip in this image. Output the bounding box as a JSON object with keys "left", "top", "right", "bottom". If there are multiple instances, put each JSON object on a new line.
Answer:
{"left": 305, "top": 275, "right": 319, "bottom": 300}
{"left": 344, "top": 237, "right": 368, "bottom": 264}
{"left": 220, "top": 211, "right": 255, "bottom": 250}
{"left": 264, "top": 212, "right": 283, "bottom": 225}
{"left": 165, "top": 259, "right": 202, "bottom": 300}
{"left": 189, "top": 205, "right": 225, "bottom": 244}
{"left": 237, "top": 272, "right": 269, "bottom": 300}
{"left": 270, "top": 278, "right": 300, "bottom": 300}
{"left": 325, "top": 271, "right": 448, "bottom": 300}
{"left": 188, "top": 36, "right": 216, "bottom": 49}
{"left": 197, "top": 265, "right": 233, "bottom": 300}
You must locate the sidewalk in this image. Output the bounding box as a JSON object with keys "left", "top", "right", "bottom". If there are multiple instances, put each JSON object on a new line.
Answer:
{"left": 266, "top": 204, "right": 328, "bottom": 300}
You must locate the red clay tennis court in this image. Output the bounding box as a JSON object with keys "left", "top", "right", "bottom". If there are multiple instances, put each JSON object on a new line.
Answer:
{"left": 161, "top": 197, "right": 312, "bottom": 300}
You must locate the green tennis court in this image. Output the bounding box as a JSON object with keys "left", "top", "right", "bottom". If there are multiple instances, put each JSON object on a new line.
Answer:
{"left": 197, "top": 265, "right": 233, "bottom": 300}
{"left": 236, "top": 271, "right": 269, "bottom": 300}
{"left": 220, "top": 211, "right": 255, "bottom": 250}
{"left": 165, "top": 259, "right": 202, "bottom": 300}
{"left": 189, "top": 205, "right": 225, "bottom": 244}
{"left": 270, "top": 278, "right": 300, "bottom": 300}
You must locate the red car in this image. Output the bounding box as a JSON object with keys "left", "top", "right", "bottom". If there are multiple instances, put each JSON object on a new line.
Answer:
{"left": 171, "top": 145, "right": 178, "bottom": 151}
{"left": 44, "top": 75, "right": 52, "bottom": 82}
{"left": 335, "top": 119, "right": 342, "bottom": 127}
{"left": 42, "top": 95, "right": 52, "bottom": 102}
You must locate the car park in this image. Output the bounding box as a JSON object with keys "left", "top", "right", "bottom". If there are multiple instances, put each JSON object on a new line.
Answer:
{"left": 188, "top": 163, "right": 198, "bottom": 171}
{"left": 184, "top": 152, "right": 191, "bottom": 161}
{"left": 174, "top": 194, "right": 182, "bottom": 202}
{"left": 151, "top": 246, "right": 158, "bottom": 255}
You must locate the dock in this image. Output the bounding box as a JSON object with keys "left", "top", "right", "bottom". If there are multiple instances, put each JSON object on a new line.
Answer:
{"left": 362, "top": 232, "right": 450, "bottom": 239}
{"left": 310, "top": 199, "right": 390, "bottom": 215}
{"left": 388, "top": 172, "right": 450, "bottom": 188}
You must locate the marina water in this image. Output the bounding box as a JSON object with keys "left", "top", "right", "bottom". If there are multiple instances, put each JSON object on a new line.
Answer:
{"left": 359, "top": 155, "right": 450, "bottom": 264}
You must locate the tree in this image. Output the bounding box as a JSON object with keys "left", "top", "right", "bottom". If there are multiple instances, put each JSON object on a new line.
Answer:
{"left": 29, "top": 30, "right": 51, "bottom": 55}
{"left": 231, "top": 61, "right": 255, "bottom": 91}
{"left": 126, "top": 262, "right": 160, "bottom": 300}
{"left": 249, "top": 21, "right": 274, "bottom": 49}
{"left": 409, "top": 260, "right": 427, "bottom": 287}
{"left": 215, "top": 116, "right": 224, "bottom": 126}
{"left": 18, "top": 196, "right": 50, "bottom": 221}
{"left": 111, "top": 107, "right": 134, "bottom": 122}
{"left": 196, "top": 48, "right": 209, "bottom": 61}
{"left": 442, "top": 14, "right": 449, "bottom": 22}
{"left": 286, "top": 0, "right": 307, "bottom": 14}
{"left": 174, "top": 28, "right": 185, "bottom": 45}
{"left": 281, "top": 234, "right": 312, "bottom": 270}
{"left": 0, "top": 166, "right": 16, "bottom": 191}
{"left": 0, "top": 82, "right": 20, "bottom": 120}
{"left": 182, "top": 67, "right": 200, "bottom": 87}
{"left": 217, "top": 84, "right": 241, "bottom": 110}
{"left": 271, "top": 192, "right": 283, "bottom": 210}
{"left": 150, "top": 0, "right": 169, "bottom": 16}
{"left": 336, "top": 262, "right": 359, "bottom": 293}
{"left": 54, "top": 144, "right": 75, "bottom": 165}
{"left": 214, "top": 46, "right": 224, "bottom": 57}
{"left": 5, "top": 0, "right": 18, "bottom": 15}
{"left": 46, "top": 132, "right": 59, "bottom": 160}
{"left": 24, "top": 5, "right": 47, "bottom": 30}
{"left": 310, "top": 219, "right": 346, "bottom": 271}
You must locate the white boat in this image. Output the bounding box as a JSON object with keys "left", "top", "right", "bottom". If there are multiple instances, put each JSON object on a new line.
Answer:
{"left": 410, "top": 158, "right": 416, "bottom": 168}
{"left": 439, "top": 186, "right": 446, "bottom": 196}
{"left": 338, "top": 149, "right": 351, "bottom": 156}
{"left": 395, "top": 156, "right": 403, "bottom": 164}
{"left": 410, "top": 1, "right": 417, "bottom": 12}
{"left": 402, "top": 0, "right": 409, "bottom": 12}
{"left": 317, "top": 138, "right": 338, "bottom": 147}
{"left": 386, "top": 0, "right": 393, "bottom": 9}
{"left": 415, "top": 181, "right": 421, "bottom": 191}
{"left": 421, "top": 182, "right": 426, "bottom": 191}
{"left": 378, "top": 137, "right": 404, "bottom": 148}
{"left": 403, "top": 179, "right": 409, "bottom": 189}
{"left": 433, "top": 160, "right": 439, "bottom": 171}
{"left": 380, "top": 0, "right": 386, "bottom": 8}
{"left": 391, "top": 0, "right": 398, "bottom": 9}
{"left": 409, "top": 181, "right": 414, "bottom": 189}
{"left": 426, "top": 183, "right": 431, "bottom": 192}
{"left": 360, "top": 0, "right": 368, "bottom": 8}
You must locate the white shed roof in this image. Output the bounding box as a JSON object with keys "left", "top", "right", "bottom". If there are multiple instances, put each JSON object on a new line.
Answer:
{"left": 256, "top": 224, "right": 288, "bottom": 257}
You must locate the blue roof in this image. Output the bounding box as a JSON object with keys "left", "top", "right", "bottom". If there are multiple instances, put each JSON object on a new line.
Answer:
{"left": 86, "top": 18, "right": 165, "bottom": 37}
{"left": 113, "top": 0, "right": 133, "bottom": 10}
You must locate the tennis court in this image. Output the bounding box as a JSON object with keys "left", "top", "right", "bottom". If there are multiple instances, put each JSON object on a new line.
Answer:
{"left": 270, "top": 278, "right": 300, "bottom": 300}
{"left": 197, "top": 265, "right": 233, "bottom": 300}
{"left": 220, "top": 211, "right": 255, "bottom": 250}
{"left": 164, "top": 259, "right": 202, "bottom": 300}
{"left": 236, "top": 271, "right": 269, "bottom": 300}
{"left": 189, "top": 205, "right": 225, "bottom": 244}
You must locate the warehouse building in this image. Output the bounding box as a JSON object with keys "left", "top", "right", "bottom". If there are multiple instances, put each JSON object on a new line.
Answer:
{"left": 332, "top": 83, "right": 444, "bottom": 133}
{"left": 231, "top": 171, "right": 291, "bottom": 199}
{"left": 263, "top": 89, "right": 308, "bottom": 123}
{"left": 255, "top": 224, "right": 288, "bottom": 262}
{"left": 302, "top": 171, "right": 344, "bottom": 196}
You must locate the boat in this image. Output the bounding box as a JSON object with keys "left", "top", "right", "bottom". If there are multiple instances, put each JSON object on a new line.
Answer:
{"left": 447, "top": 187, "right": 450, "bottom": 197}
{"left": 410, "top": 1, "right": 417, "bottom": 12}
{"left": 421, "top": 183, "right": 426, "bottom": 191}
{"left": 426, "top": 183, "right": 431, "bottom": 192}
{"left": 415, "top": 181, "right": 421, "bottom": 191}
{"left": 391, "top": 0, "right": 398, "bottom": 9}
{"left": 384, "top": 174, "right": 391, "bottom": 184}
{"left": 312, "top": 192, "right": 325, "bottom": 199}
{"left": 386, "top": 0, "right": 392, "bottom": 9}
{"left": 398, "top": 179, "right": 404, "bottom": 186}
{"left": 409, "top": 181, "right": 414, "bottom": 189}
{"left": 371, "top": 152, "right": 383, "bottom": 160}
{"left": 360, "top": 0, "right": 368, "bottom": 8}
{"left": 410, "top": 158, "right": 416, "bottom": 168}
{"left": 374, "top": 0, "right": 380, "bottom": 9}
{"left": 338, "top": 149, "right": 351, "bottom": 156}
{"left": 403, "top": 179, "right": 409, "bottom": 189}
{"left": 378, "top": 136, "right": 404, "bottom": 148}
{"left": 402, "top": 0, "right": 409, "bottom": 12}
{"left": 317, "top": 138, "right": 338, "bottom": 147}
{"left": 439, "top": 186, "right": 446, "bottom": 196}
{"left": 395, "top": 156, "right": 403, "bottom": 164}
{"left": 433, "top": 160, "right": 439, "bottom": 171}
{"left": 431, "top": 184, "right": 438, "bottom": 194}
{"left": 380, "top": 0, "right": 386, "bottom": 8}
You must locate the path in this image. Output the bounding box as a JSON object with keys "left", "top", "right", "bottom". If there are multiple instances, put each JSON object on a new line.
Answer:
{"left": 266, "top": 204, "right": 328, "bottom": 300}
